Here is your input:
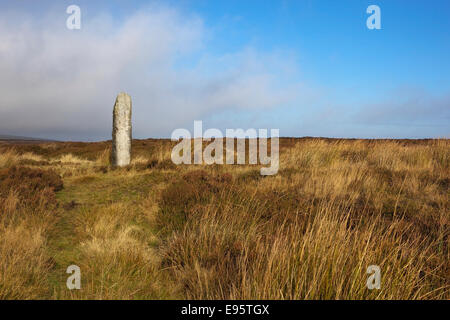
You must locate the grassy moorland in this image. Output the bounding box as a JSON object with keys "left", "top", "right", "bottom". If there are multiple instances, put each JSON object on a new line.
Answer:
{"left": 0, "top": 138, "right": 448, "bottom": 299}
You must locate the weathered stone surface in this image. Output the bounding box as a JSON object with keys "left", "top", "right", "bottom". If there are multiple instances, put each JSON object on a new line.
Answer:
{"left": 112, "top": 92, "right": 132, "bottom": 167}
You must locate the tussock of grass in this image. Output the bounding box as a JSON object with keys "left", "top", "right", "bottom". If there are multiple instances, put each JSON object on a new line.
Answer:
{"left": 0, "top": 149, "right": 19, "bottom": 168}
{"left": 0, "top": 220, "right": 53, "bottom": 299}
{"left": 0, "top": 187, "right": 57, "bottom": 299}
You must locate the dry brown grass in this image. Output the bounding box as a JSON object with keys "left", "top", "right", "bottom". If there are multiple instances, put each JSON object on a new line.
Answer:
{"left": 0, "top": 178, "right": 58, "bottom": 299}
{"left": 0, "top": 149, "right": 19, "bottom": 168}
{"left": 0, "top": 138, "right": 448, "bottom": 299}
{"left": 157, "top": 139, "right": 449, "bottom": 299}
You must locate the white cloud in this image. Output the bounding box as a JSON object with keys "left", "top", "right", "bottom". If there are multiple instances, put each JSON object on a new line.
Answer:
{"left": 0, "top": 5, "right": 301, "bottom": 140}
{"left": 354, "top": 87, "right": 450, "bottom": 126}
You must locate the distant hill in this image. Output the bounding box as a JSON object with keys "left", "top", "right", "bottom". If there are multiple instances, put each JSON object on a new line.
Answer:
{"left": 0, "top": 134, "right": 56, "bottom": 142}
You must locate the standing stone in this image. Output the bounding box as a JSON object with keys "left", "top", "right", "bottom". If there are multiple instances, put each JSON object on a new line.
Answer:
{"left": 112, "top": 92, "right": 132, "bottom": 167}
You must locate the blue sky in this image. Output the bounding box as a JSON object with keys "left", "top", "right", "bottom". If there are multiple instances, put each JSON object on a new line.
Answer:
{"left": 0, "top": 0, "right": 448, "bottom": 140}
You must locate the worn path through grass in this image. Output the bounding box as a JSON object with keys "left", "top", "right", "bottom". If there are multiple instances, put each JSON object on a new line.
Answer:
{"left": 46, "top": 169, "right": 178, "bottom": 299}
